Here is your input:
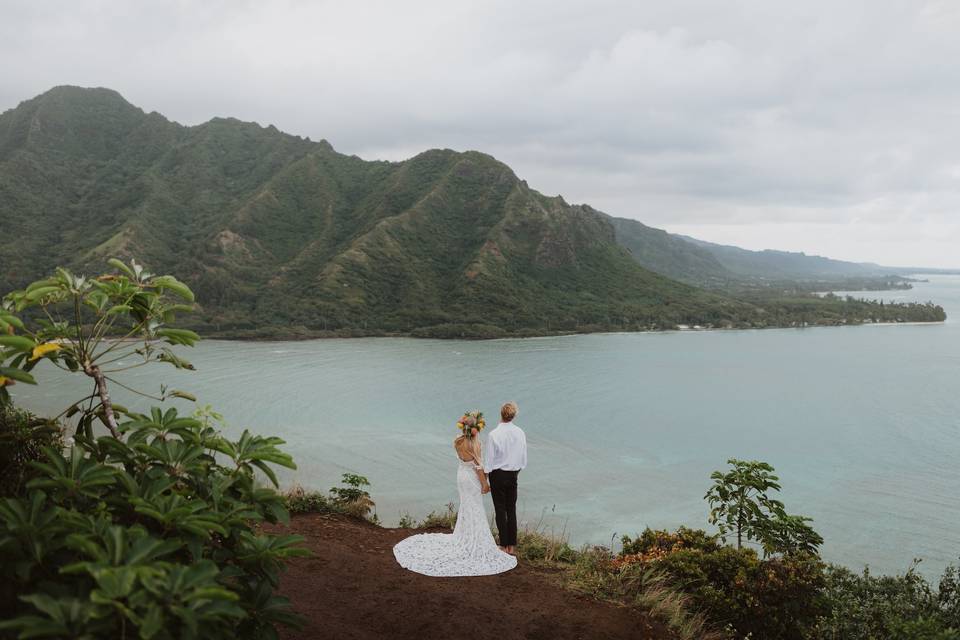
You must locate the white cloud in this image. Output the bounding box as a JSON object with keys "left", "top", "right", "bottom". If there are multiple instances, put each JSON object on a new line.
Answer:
{"left": 1, "top": 0, "right": 958, "bottom": 266}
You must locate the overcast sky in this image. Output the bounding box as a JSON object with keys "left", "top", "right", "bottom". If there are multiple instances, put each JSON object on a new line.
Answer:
{"left": 2, "top": 1, "right": 958, "bottom": 267}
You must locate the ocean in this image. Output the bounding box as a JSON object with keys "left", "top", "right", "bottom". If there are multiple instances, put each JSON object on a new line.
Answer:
{"left": 14, "top": 275, "right": 960, "bottom": 577}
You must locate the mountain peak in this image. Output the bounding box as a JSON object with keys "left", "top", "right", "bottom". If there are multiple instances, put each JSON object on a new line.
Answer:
{"left": 0, "top": 85, "right": 148, "bottom": 159}
{"left": 23, "top": 85, "right": 142, "bottom": 121}
{"left": 38, "top": 84, "right": 131, "bottom": 104}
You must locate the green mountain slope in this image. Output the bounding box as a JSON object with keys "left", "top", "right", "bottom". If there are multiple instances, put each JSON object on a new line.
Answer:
{"left": 678, "top": 236, "right": 894, "bottom": 280}
{"left": 0, "top": 87, "right": 944, "bottom": 336}
{"left": 605, "top": 215, "right": 735, "bottom": 286}
{"left": 605, "top": 215, "right": 897, "bottom": 287}
{"left": 0, "top": 86, "right": 769, "bottom": 336}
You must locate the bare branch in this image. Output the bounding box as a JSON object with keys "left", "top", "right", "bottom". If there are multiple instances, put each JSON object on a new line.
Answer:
{"left": 82, "top": 362, "right": 121, "bottom": 439}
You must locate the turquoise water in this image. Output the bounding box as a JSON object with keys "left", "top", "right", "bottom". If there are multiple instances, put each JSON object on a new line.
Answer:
{"left": 13, "top": 275, "right": 960, "bottom": 577}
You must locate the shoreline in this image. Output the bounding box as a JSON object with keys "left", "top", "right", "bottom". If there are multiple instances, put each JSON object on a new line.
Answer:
{"left": 195, "top": 317, "right": 948, "bottom": 342}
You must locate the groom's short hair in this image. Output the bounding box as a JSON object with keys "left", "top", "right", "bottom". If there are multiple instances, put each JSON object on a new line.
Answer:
{"left": 500, "top": 402, "right": 518, "bottom": 422}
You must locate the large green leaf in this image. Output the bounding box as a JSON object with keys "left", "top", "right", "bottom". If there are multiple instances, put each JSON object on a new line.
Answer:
{"left": 150, "top": 276, "right": 195, "bottom": 303}
{"left": 0, "top": 313, "right": 26, "bottom": 331}
{"left": 107, "top": 258, "right": 137, "bottom": 280}
{"left": 0, "top": 335, "right": 36, "bottom": 353}
{"left": 23, "top": 286, "right": 63, "bottom": 302}
{"left": 0, "top": 366, "right": 38, "bottom": 384}
{"left": 24, "top": 278, "right": 59, "bottom": 293}
{"left": 27, "top": 447, "right": 119, "bottom": 499}
{"left": 155, "top": 329, "right": 200, "bottom": 347}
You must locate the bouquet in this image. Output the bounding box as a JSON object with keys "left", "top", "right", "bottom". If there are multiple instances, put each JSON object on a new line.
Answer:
{"left": 456, "top": 410, "right": 486, "bottom": 437}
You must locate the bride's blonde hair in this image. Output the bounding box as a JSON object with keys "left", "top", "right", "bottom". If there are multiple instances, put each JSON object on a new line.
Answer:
{"left": 455, "top": 433, "right": 482, "bottom": 467}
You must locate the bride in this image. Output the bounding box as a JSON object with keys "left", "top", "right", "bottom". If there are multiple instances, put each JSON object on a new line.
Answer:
{"left": 393, "top": 418, "right": 517, "bottom": 576}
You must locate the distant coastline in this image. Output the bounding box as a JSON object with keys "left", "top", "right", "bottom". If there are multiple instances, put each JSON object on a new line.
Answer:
{"left": 198, "top": 314, "right": 947, "bottom": 341}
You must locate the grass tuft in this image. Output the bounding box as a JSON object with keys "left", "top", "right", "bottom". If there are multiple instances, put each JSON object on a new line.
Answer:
{"left": 281, "top": 483, "right": 378, "bottom": 523}
{"left": 281, "top": 483, "right": 335, "bottom": 515}
{"left": 417, "top": 502, "right": 458, "bottom": 529}
{"left": 515, "top": 519, "right": 578, "bottom": 564}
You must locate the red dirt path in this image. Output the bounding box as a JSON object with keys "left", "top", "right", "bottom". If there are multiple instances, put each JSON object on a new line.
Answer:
{"left": 270, "top": 513, "right": 671, "bottom": 640}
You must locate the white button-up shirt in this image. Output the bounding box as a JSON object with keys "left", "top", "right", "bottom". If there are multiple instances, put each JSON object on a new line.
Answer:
{"left": 483, "top": 422, "right": 527, "bottom": 473}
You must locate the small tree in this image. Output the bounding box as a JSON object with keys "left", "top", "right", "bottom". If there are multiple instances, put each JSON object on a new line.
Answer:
{"left": 705, "top": 458, "right": 822, "bottom": 556}
{"left": 705, "top": 459, "right": 784, "bottom": 550}
{"left": 330, "top": 473, "right": 376, "bottom": 520}
{"left": 0, "top": 259, "right": 198, "bottom": 439}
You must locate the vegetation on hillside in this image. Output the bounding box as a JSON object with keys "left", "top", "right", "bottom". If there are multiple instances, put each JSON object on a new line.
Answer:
{"left": 608, "top": 215, "right": 912, "bottom": 287}
{"left": 607, "top": 214, "right": 734, "bottom": 287}
{"left": 0, "top": 86, "right": 945, "bottom": 339}
{"left": 677, "top": 235, "right": 901, "bottom": 281}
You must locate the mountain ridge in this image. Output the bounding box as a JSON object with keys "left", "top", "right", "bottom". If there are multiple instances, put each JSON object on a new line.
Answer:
{"left": 0, "top": 86, "right": 946, "bottom": 336}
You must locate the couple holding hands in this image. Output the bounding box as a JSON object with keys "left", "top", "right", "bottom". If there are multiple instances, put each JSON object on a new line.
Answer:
{"left": 393, "top": 402, "right": 527, "bottom": 577}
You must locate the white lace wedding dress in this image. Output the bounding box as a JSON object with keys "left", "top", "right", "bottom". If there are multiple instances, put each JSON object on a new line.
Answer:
{"left": 393, "top": 456, "right": 517, "bottom": 576}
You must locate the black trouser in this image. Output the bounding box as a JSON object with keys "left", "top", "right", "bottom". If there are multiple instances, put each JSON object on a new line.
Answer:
{"left": 488, "top": 469, "right": 519, "bottom": 546}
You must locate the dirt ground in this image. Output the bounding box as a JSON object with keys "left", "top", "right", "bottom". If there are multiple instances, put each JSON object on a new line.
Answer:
{"left": 269, "top": 513, "right": 671, "bottom": 640}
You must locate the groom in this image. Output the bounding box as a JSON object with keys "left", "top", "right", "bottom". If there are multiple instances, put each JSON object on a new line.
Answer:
{"left": 484, "top": 401, "right": 527, "bottom": 555}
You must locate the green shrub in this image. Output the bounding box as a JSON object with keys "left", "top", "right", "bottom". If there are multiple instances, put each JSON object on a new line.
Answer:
{"left": 516, "top": 526, "right": 578, "bottom": 564}
{"left": 621, "top": 526, "right": 721, "bottom": 557}
{"left": 0, "top": 404, "right": 63, "bottom": 496}
{"left": 889, "top": 618, "right": 960, "bottom": 640}
{"left": 416, "top": 502, "right": 458, "bottom": 529}
{"left": 811, "top": 563, "right": 960, "bottom": 639}
{"left": 619, "top": 527, "right": 827, "bottom": 639}
{"left": 565, "top": 546, "right": 719, "bottom": 640}
{"left": 393, "top": 503, "right": 459, "bottom": 529}
{"left": 663, "top": 546, "right": 826, "bottom": 639}
{"left": 281, "top": 484, "right": 334, "bottom": 515}
{"left": 0, "top": 409, "right": 309, "bottom": 640}
{"left": 329, "top": 473, "right": 376, "bottom": 522}
{"left": 0, "top": 262, "right": 316, "bottom": 639}
{"left": 941, "top": 565, "right": 960, "bottom": 626}
{"left": 281, "top": 475, "right": 377, "bottom": 522}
